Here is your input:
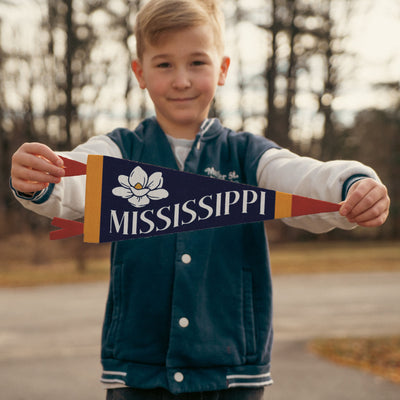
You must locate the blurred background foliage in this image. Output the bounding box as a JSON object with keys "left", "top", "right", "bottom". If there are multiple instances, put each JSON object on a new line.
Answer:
{"left": 0, "top": 0, "right": 399, "bottom": 242}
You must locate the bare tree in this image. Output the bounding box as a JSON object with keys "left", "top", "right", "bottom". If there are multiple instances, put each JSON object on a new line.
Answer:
{"left": 0, "top": 18, "right": 6, "bottom": 221}
{"left": 262, "top": 0, "right": 281, "bottom": 143}
{"left": 255, "top": 0, "right": 353, "bottom": 155}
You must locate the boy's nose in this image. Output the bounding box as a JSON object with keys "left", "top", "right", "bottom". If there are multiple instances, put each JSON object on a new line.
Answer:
{"left": 172, "top": 70, "right": 192, "bottom": 90}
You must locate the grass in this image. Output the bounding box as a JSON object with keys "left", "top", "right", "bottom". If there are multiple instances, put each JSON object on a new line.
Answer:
{"left": 0, "top": 258, "right": 110, "bottom": 288}
{"left": 0, "top": 236, "right": 399, "bottom": 287}
{"left": 0, "top": 233, "right": 111, "bottom": 287}
{"left": 269, "top": 240, "right": 400, "bottom": 275}
{"left": 309, "top": 336, "right": 400, "bottom": 385}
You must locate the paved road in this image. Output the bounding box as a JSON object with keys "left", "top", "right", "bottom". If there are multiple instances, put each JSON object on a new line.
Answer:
{"left": 273, "top": 271, "right": 400, "bottom": 340}
{"left": 270, "top": 272, "right": 400, "bottom": 400}
{"left": 1, "top": 272, "right": 400, "bottom": 400}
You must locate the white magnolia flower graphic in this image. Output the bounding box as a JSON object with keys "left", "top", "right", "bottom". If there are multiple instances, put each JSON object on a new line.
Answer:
{"left": 112, "top": 166, "right": 169, "bottom": 208}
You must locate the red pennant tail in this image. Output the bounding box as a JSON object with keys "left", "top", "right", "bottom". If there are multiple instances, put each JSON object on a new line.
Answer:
{"left": 59, "top": 156, "right": 87, "bottom": 176}
{"left": 291, "top": 195, "right": 340, "bottom": 217}
{"left": 50, "top": 218, "right": 84, "bottom": 240}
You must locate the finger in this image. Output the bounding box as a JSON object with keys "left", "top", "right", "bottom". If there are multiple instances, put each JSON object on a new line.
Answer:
{"left": 23, "top": 168, "right": 62, "bottom": 184}
{"left": 11, "top": 159, "right": 64, "bottom": 183}
{"left": 340, "top": 180, "right": 371, "bottom": 213}
{"left": 11, "top": 158, "right": 65, "bottom": 191}
{"left": 351, "top": 208, "right": 390, "bottom": 228}
{"left": 15, "top": 152, "right": 65, "bottom": 178}
{"left": 20, "top": 142, "right": 64, "bottom": 167}
{"left": 346, "top": 196, "right": 390, "bottom": 225}
{"left": 340, "top": 179, "right": 385, "bottom": 217}
{"left": 345, "top": 185, "right": 386, "bottom": 219}
{"left": 339, "top": 189, "right": 366, "bottom": 217}
{"left": 11, "top": 177, "right": 50, "bottom": 194}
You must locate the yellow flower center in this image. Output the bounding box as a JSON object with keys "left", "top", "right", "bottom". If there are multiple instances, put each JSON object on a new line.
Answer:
{"left": 134, "top": 183, "right": 143, "bottom": 190}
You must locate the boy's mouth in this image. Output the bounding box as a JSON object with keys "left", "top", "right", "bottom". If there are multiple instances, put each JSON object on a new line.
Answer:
{"left": 168, "top": 96, "right": 198, "bottom": 102}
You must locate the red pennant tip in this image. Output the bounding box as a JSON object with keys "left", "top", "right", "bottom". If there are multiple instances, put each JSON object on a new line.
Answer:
{"left": 60, "top": 156, "right": 87, "bottom": 176}
{"left": 50, "top": 217, "right": 84, "bottom": 240}
{"left": 292, "top": 195, "right": 340, "bottom": 217}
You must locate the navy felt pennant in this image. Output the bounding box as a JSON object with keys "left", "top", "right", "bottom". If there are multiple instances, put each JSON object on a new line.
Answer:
{"left": 50, "top": 155, "right": 340, "bottom": 242}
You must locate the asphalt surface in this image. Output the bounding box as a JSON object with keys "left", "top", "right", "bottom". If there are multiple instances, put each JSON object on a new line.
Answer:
{"left": 269, "top": 272, "right": 400, "bottom": 400}
{"left": 1, "top": 272, "right": 400, "bottom": 400}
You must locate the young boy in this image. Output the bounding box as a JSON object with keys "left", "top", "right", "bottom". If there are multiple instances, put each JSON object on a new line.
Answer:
{"left": 10, "top": 0, "right": 389, "bottom": 399}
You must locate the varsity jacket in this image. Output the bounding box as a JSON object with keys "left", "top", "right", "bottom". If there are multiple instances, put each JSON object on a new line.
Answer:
{"left": 11, "top": 117, "right": 379, "bottom": 394}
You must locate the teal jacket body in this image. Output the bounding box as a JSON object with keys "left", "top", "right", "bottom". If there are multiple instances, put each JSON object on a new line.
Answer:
{"left": 101, "top": 118, "right": 279, "bottom": 394}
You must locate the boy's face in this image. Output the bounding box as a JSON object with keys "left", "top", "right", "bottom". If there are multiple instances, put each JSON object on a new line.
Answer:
{"left": 132, "top": 25, "right": 230, "bottom": 138}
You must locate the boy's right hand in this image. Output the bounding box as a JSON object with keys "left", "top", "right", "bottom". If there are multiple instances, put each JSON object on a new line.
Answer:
{"left": 11, "top": 143, "right": 65, "bottom": 195}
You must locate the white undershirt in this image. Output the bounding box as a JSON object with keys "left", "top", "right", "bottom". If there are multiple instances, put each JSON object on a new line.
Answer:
{"left": 166, "top": 135, "right": 195, "bottom": 170}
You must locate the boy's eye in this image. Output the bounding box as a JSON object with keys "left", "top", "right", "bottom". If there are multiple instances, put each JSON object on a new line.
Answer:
{"left": 192, "top": 60, "right": 206, "bottom": 66}
{"left": 157, "top": 62, "right": 171, "bottom": 68}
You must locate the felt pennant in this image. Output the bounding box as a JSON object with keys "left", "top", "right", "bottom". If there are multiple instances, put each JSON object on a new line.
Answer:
{"left": 60, "top": 155, "right": 87, "bottom": 176}
{"left": 50, "top": 155, "right": 341, "bottom": 243}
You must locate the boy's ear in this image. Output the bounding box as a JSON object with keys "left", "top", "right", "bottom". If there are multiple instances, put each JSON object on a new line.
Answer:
{"left": 218, "top": 56, "right": 230, "bottom": 86}
{"left": 132, "top": 60, "right": 146, "bottom": 89}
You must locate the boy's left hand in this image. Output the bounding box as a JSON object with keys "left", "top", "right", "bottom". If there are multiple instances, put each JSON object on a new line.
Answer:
{"left": 339, "top": 178, "right": 390, "bottom": 227}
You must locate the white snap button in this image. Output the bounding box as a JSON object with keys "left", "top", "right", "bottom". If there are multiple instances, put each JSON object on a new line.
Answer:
{"left": 181, "top": 254, "right": 191, "bottom": 264}
{"left": 174, "top": 372, "right": 184, "bottom": 382}
{"left": 179, "top": 317, "right": 189, "bottom": 328}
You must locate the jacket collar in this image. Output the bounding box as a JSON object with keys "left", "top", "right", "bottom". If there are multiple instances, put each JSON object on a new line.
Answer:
{"left": 148, "top": 116, "right": 224, "bottom": 143}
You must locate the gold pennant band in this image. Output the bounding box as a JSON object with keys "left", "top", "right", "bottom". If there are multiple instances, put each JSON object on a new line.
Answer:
{"left": 274, "top": 191, "right": 293, "bottom": 219}
{"left": 84, "top": 155, "right": 103, "bottom": 243}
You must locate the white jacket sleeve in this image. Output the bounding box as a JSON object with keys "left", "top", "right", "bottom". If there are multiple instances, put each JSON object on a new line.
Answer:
{"left": 11, "top": 135, "right": 122, "bottom": 220}
{"left": 256, "top": 148, "right": 381, "bottom": 233}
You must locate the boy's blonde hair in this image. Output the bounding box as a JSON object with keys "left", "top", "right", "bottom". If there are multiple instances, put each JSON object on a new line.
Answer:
{"left": 135, "top": 0, "right": 225, "bottom": 60}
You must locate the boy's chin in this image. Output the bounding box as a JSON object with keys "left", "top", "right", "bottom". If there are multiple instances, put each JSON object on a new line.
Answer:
{"left": 162, "top": 112, "right": 207, "bottom": 125}
{"left": 157, "top": 116, "right": 206, "bottom": 137}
